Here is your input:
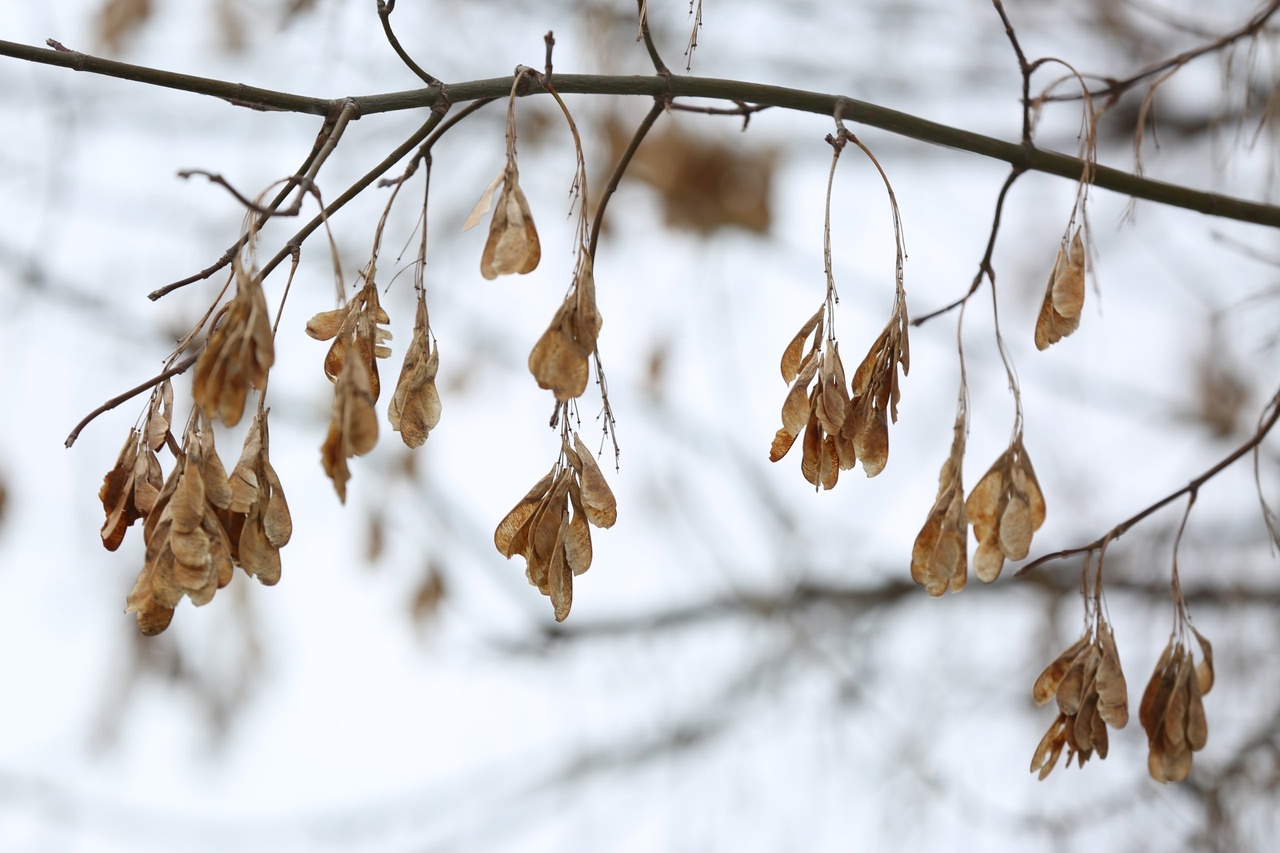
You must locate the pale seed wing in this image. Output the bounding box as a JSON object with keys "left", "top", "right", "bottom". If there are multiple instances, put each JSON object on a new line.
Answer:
{"left": 1139, "top": 640, "right": 1175, "bottom": 735}
{"left": 1095, "top": 621, "right": 1129, "bottom": 728}
{"left": 768, "top": 427, "right": 798, "bottom": 463}
{"left": 263, "top": 464, "right": 292, "bottom": 548}
{"left": 573, "top": 434, "right": 618, "bottom": 528}
{"left": 1014, "top": 444, "right": 1046, "bottom": 531}
{"left": 973, "top": 539, "right": 1006, "bottom": 584}
{"left": 1033, "top": 633, "right": 1091, "bottom": 707}
{"left": 1191, "top": 627, "right": 1214, "bottom": 695}
{"left": 1185, "top": 666, "right": 1208, "bottom": 751}
{"left": 1052, "top": 229, "right": 1086, "bottom": 320}
{"left": 462, "top": 169, "right": 505, "bottom": 231}
{"left": 305, "top": 306, "right": 350, "bottom": 341}
{"left": 548, "top": 511, "right": 573, "bottom": 622}
{"left": 781, "top": 378, "right": 813, "bottom": 437}
{"left": 171, "top": 456, "right": 206, "bottom": 534}
{"left": 780, "top": 305, "right": 825, "bottom": 384}
{"left": 997, "top": 491, "right": 1033, "bottom": 560}
{"left": 529, "top": 309, "right": 589, "bottom": 401}
{"left": 494, "top": 469, "right": 556, "bottom": 558}
{"left": 1034, "top": 245, "right": 1067, "bottom": 351}
{"left": 853, "top": 402, "right": 889, "bottom": 478}
{"left": 565, "top": 481, "right": 593, "bottom": 576}
{"left": 965, "top": 452, "right": 1010, "bottom": 543}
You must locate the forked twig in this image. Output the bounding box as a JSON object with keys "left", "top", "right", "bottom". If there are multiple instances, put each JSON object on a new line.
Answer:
{"left": 376, "top": 0, "right": 440, "bottom": 87}
{"left": 1017, "top": 388, "right": 1280, "bottom": 576}
{"left": 64, "top": 354, "right": 199, "bottom": 448}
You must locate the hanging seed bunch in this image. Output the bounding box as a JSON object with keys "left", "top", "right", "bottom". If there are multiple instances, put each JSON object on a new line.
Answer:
{"left": 1140, "top": 587, "right": 1215, "bottom": 783}
{"left": 1034, "top": 226, "right": 1086, "bottom": 350}
{"left": 1030, "top": 611, "right": 1129, "bottom": 779}
{"left": 965, "top": 432, "right": 1045, "bottom": 583}
{"left": 307, "top": 273, "right": 392, "bottom": 502}
{"left": 481, "top": 66, "right": 620, "bottom": 621}
{"left": 769, "top": 126, "right": 909, "bottom": 489}
{"left": 910, "top": 394, "right": 968, "bottom": 596}
{"left": 464, "top": 68, "right": 542, "bottom": 280}
{"left": 192, "top": 255, "right": 274, "bottom": 426}
{"left": 1032, "top": 70, "right": 1095, "bottom": 352}
{"left": 99, "top": 381, "right": 170, "bottom": 552}
{"left": 494, "top": 434, "right": 617, "bottom": 621}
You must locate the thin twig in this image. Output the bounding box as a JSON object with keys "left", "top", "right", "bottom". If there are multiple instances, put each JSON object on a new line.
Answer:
{"left": 1052, "top": 0, "right": 1280, "bottom": 105}
{"left": 1017, "top": 388, "right": 1280, "bottom": 576}
{"left": 148, "top": 101, "right": 357, "bottom": 301}
{"left": 912, "top": 166, "right": 1025, "bottom": 327}
{"left": 991, "top": 0, "right": 1035, "bottom": 145}
{"left": 64, "top": 353, "right": 199, "bottom": 448}
{"left": 636, "top": 0, "right": 671, "bottom": 77}
{"left": 376, "top": 0, "right": 440, "bottom": 87}
{"left": 588, "top": 99, "right": 665, "bottom": 260}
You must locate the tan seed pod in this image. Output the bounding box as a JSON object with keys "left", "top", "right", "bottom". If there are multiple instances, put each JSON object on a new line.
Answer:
{"left": 573, "top": 434, "right": 618, "bottom": 528}
{"left": 479, "top": 164, "right": 541, "bottom": 279}
{"left": 192, "top": 259, "right": 274, "bottom": 427}
{"left": 1032, "top": 633, "right": 1091, "bottom": 707}
{"left": 1034, "top": 228, "right": 1086, "bottom": 351}
{"left": 494, "top": 469, "right": 556, "bottom": 558}
{"left": 389, "top": 300, "right": 442, "bottom": 448}
{"left": 780, "top": 305, "right": 824, "bottom": 384}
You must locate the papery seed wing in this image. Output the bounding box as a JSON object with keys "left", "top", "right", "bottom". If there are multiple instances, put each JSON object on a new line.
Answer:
{"left": 1186, "top": 666, "right": 1208, "bottom": 751}
{"left": 306, "top": 306, "right": 351, "bottom": 341}
{"left": 768, "top": 427, "right": 798, "bottom": 463}
{"left": 565, "top": 481, "right": 593, "bottom": 576}
{"left": 463, "top": 169, "right": 505, "bottom": 232}
{"left": 171, "top": 456, "right": 206, "bottom": 534}
{"left": 781, "top": 379, "right": 813, "bottom": 438}
{"left": 1139, "top": 640, "right": 1175, "bottom": 735}
{"left": 529, "top": 308, "right": 589, "bottom": 401}
{"left": 973, "top": 539, "right": 1005, "bottom": 584}
{"left": 573, "top": 434, "right": 618, "bottom": 528}
{"left": 781, "top": 305, "right": 825, "bottom": 384}
{"left": 1030, "top": 713, "right": 1068, "bottom": 779}
{"left": 263, "top": 464, "right": 292, "bottom": 548}
{"left": 1033, "top": 633, "right": 1091, "bottom": 707}
{"left": 966, "top": 451, "right": 1011, "bottom": 543}
{"left": 1034, "top": 244, "right": 1068, "bottom": 351}
{"left": 1191, "top": 627, "right": 1214, "bottom": 695}
{"left": 548, "top": 512, "right": 573, "bottom": 622}
{"left": 1052, "top": 229, "right": 1086, "bottom": 321}
{"left": 998, "top": 492, "right": 1033, "bottom": 560}
{"left": 853, "top": 400, "right": 889, "bottom": 478}
{"left": 1095, "top": 621, "right": 1129, "bottom": 728}
{"left": 494, "top": 469, "right": 556, "bottom": 558}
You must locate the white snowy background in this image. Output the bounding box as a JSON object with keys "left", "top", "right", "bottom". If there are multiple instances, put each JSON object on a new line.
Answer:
{"left": 1, "top": 0, "right": 1278, "bottom": 851}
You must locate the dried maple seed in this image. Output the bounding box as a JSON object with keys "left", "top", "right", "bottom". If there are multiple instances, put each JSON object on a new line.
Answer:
{"left": 192, "top": 257, "right": 275, "bottom": 427}
{"left": 389, "top": 299, "right": 442, "bottom": 448}
{"left": 966, "top": 436, "right": 1045, "bottom": 582}
{"left": 493, "top": 433, "right": 617, "bottom": 622}
{"left": 911, "top": 408, "right": 969, "bottom": 596}
{"left": 1029, "top": 617, "right": 1129, "bottom": 779}
{"left": 467, "top": 161, "right": 541, "bottom": 280}
{"left": 320, "top": 351, "right": 380, "bottom": 502}
{"left": 1034, "top": 227, "right": 1086, "bottom": 350}
{"left": 125, "top": 417, "right": 239, "bottom": 635}
{"left": 1140, "top": 633, "right": 1213, "bottom": 783}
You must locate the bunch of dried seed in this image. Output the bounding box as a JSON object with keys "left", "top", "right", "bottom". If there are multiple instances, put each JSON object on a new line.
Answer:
{"left": 1140, "top": 630, "right": 1214, "bottom": 783}
{"left": 965, "top": 435, "right": 1045, "bottom": 582}
{"left": 1034, "top": 228, "right": 1086, "bottom": 351}
{"left": 1030, "top": 618, "right": 1129, "bottom": 778}
{"left": 910, "top": 407, "right": 968, "bottom": 596}
{"left": 220, "top": 413, "right": 291, "bottom": 585}
{"left": 494, "top": 434, "right": 617, "bottom": 621}
{"left": 193, "top": 258, "right": 274, "bottom": 427}
{"left": 308, "top": 278, "right": 391, "bottom": 500}
{"left": 388, "top": 297, "right": 442, "bottom": 449}
{"left": 528, "top": 255, "right": 602, "bottom": 401}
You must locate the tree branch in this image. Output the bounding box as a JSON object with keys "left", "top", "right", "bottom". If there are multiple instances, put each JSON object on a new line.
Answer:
{"left": 6, "top": 38, "right": 1280, "bottom": 230}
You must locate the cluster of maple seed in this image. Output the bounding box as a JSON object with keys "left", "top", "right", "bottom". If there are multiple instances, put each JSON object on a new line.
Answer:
{"left": 101, "top": 261, "right": 292, "bottom": 635}
{"left": 769, "top": 298, "right": 909, "bottom": 488}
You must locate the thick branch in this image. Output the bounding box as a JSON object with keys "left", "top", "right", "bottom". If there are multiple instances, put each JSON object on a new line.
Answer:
{"left": 5, "top": 40, "right": 1280, "bottom": 227}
